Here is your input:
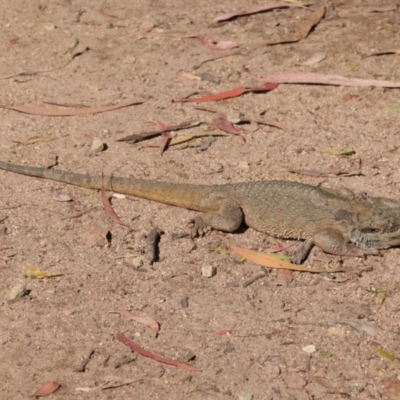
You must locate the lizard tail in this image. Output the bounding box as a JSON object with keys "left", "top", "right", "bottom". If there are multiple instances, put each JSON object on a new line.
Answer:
{"left": 0, "top": 160, "right": 212, "bottom": 212}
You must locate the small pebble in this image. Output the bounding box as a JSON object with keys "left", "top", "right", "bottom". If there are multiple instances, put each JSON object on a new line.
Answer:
{"left": 131, "top": 256, "right": 145, "bottom": 268}
{"left": 42, "top": 22, "right": 56, "bottom": 30}
{"left": 181, "top": 296, "right": 189, "bottom": 308}
{"left": 302, "top": 344, "right": 317, "bottom": 354}
{"left": 238, "top": 161, "right": 250, "bottom": 169}
{"left": 210, "top": 162, "right": 224, "bottom": 173}
{"left": 201, "top": 265, "right": 216, "bottom": 278}
{"left": 227, "top": 112, "right": 243, "bottom": 124}
{"left": 87, "top": 232, "right": 108, "bottom": 247}
{"left": 91, "top": 138, "right": 105, "bottom": 153}
{"left": 123, "top": 55, "right": 137, "bottom": 64}
{"left": 8, "top": 281, "right": 28, "bottom": 304}
{"left": 112, "top": 193, "right": 126, "bottom": 199}
{"left": 140, "top": 20, "right": 155, "bottom": 31}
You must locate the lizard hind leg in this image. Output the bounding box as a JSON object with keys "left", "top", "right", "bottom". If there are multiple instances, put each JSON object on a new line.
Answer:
{"left": 191, "top": 196, "right": 244, "bottom": 237}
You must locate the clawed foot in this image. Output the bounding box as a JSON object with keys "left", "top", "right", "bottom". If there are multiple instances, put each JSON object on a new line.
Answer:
{"left": 190, "top": 216, "right": 211, "bottom": 238}
{"left": 288, "top": 240, "right": 314, "bottom": 264}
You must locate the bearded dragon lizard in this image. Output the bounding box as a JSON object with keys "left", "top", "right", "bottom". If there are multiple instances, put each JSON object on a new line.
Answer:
{"left": 1, "top": 159, "right": 400, "bottom": 263}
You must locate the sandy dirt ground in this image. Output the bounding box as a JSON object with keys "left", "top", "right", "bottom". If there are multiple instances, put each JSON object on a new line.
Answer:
{"left": 1, "top": 1, "right": 400, "bottom": 399}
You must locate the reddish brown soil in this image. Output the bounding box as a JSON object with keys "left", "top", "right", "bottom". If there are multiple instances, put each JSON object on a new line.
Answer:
{"left": 1, "top": 1, "right": 400, "bottom": 399}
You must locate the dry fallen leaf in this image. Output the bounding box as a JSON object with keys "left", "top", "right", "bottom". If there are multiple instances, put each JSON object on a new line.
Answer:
{"left": 182, "top": 83, "right": 278, "bottom": 102}
{"left": 162, "top": 131, "right": 228, "bottom": 146}
{"left": 247, "top": 69, "right": 400, "bottom": 88}
{"left": 212, "top": 3, "right": 304, "bottom": 23}
{"left": 211, "top": 114, "right": 240, "bottom": 135}
{"left": 109, "top": 310, "right": 160, "bottom": 337}
{"left": 100, "top": 175, "right": 132, "bottom": 230}
{"left": 26, "top": 267, "right": 50, "bottom": 279}
{"left": 25, "top": 267, "right": 63, "bottom": 279}
{"left": 20, "top": 136, "right": 57, "bottom": 146}
{"left": 228, "top": 242, "right": 343, "bottom": 273}
{"left": 252, "top": 117, "right": 286, "bottom": 131}
{"left": 0, "top": 98, "right": 147, "bottom": 116}
{"left": 117, "top": 121, "right": 202, "bottom": 144}
{"left": 363, "top": 49, "right": 400, "bottom": 58}
{"left": 154, "top": 121, "right": 171, "bottom": 155}
{"left": 117, "top": 333, "right": 199, "bottom": 371}
{"left": 34, "top": 381, "right": 61, "bottom": 397}
{"left": 289, "top": 168, "right": 343, "bottom": 177}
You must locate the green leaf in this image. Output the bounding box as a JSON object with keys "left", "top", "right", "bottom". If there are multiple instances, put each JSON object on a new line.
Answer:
{"left": 373, "top": 346, "right": 396, "bottom": 361}
{"left": 330, "top": 148, "right": 356, "bottom": 156}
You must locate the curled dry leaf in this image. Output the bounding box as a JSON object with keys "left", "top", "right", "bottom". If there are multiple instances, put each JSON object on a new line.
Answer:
{"left": 166, "top": 131, "right": 228, "bottom": 146}
{"left": 247, "top": 69, "right": 400, "bottom": 88}
{"left": 211, "top": 114, "right": 239, "bottom": 135}
{"left": 0, "top": 98, "right": 147, "bottom": 116}
{"left": 252, "top": 117, "right": 286, "bottom": 131}
{"left": 289, "top": 168, "right": 343, "bottom": 177}
{"left": 184, "top": 87, "right": 246, "bottom": 102}
{"left": 20, "top": 136, "right": 57, "bottom": 146}
{"left": 100, "top": 176, "right": 132, "bottom": 230}
{"left": 34, "top": 381, "right": 61, "bottom": 397}
{"left": 212, "top": 3, "right": 304, "bottom": 23}
{"left": 109, "top": 310, "right": 160, "bottom": 336}
{"left": 117, "top": 333, "right": 199, "bottom": 371}
{"left": 182, "top": 83, "right": 278, "bottom": 102}
{"left": 117, "top": 121, "right": 202, "bottom": 144}
{"left": 154, "top": 120, "right": 171, "bottom": 155}
{"left": 363, "top": 49, "right": 400, "bottom": 58}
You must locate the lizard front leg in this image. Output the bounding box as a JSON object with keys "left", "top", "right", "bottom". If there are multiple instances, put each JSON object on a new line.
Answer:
{"left": 312, "top": 228, "right": 380, "bottom": 259}
{"left": 349, "top": 228, "right": 400, "bottom": 250}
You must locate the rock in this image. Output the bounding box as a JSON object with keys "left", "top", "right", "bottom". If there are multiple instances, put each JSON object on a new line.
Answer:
{"left": 91, "top": 138, "right": 105, "bottom": 153}
{"left": 201, "top": 265, "right": 216, "bottom": 278}
{"left": 7, "top": 281, "right": 28, "bottom": 304}
{"left": 302, "top": 344, "right": 317, "bottom": 354}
